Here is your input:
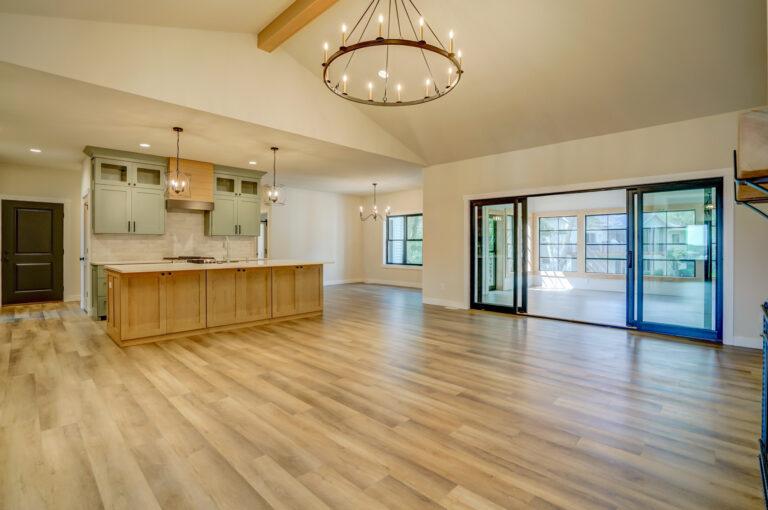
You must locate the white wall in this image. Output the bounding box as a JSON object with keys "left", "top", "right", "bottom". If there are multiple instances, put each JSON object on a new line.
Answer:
{"left": 0, "top": 13, "right": 421, "bottom": 165}
{"left": 0, "top": 163, "right": 82, "bottom": 303}
{"left": 268, "top": 187, "right": 363, "bottom": 285}
{"left": 360, "top": 188, "right": 423, "bottom": 288}
{"left": 422, "top": 110, "right": 768, "bottom": 347}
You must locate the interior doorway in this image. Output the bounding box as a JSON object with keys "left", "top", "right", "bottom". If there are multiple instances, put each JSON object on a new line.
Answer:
{"left": 470, "top": 178, "right": 723, "bottom": 341}
{"left": 1, "top": 200, "right": 64, "bottom": 305}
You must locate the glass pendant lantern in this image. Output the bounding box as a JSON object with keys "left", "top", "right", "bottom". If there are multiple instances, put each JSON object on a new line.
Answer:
{"left": 168, "top": 127, "right": 188, "bottom": 195}
{"left": 264, "top": 146, "right": 286, "bottom": 206}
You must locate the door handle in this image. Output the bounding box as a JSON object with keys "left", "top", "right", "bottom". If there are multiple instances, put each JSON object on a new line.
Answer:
{"left": 133, "top": 221, "right": 136, "bottom": 232}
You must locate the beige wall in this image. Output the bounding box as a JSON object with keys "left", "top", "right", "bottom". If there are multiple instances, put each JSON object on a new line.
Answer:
{"left": 361, "top": 188, "right": 423, "bottom": 288}
{"left": 423, "top": 110, "right": 768, "bottom": 347}
{"left": 0, "top": 163, "right": 82, "bottom": 303}
{"left": 268, "top": 187, "right": 363, "bottom": 285}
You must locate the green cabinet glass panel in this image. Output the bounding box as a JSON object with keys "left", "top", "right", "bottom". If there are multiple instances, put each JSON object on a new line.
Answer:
{"left": 133, "top": 163, "right": 165, "bottom": 189}
{"left": 94, "top": 158, "right": 129, "bottom": 185}
{"left": 131, "top": 189, "right": 165, "bottom": 234}
{"left": 93, "top": 183, "right": 131, "bottom": 234}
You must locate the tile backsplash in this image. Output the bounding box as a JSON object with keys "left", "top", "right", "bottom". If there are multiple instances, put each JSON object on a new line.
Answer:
{"left": 90, "top": 211, "right": 258, "bottom": 262}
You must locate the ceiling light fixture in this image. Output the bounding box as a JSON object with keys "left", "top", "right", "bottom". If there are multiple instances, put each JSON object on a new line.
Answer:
{"left": 29, "top": 148, "right": 42, "bottom": 153}
{"left": 248, "top": 160, "right": 257, "bottom": 165}
{"left": 322, "top": 0, "right": 463, "bottom": 106}
{"left": 360, "top": 183, "right": 390, "bottom": 221}
{"left": 139, "top": 143, "right": 151, "bottom": 148}
{"left": 168, "top": 127, "right": 188, "bottom": 195}
{"left": 264, "top": 147, "right": 285, "bottom": 206}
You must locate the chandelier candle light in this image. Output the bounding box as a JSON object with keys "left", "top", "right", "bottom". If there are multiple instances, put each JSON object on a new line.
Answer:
{"left": 360, "top": 183, "right": 390, "bottom": 222}
{"left": 321, "top": 0, "right": 464, "bottom": 106}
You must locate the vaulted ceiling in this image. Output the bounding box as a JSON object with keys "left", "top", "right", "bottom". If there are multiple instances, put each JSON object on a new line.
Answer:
{"left": 0, "top": 0, "right": 765, "bottom": 191}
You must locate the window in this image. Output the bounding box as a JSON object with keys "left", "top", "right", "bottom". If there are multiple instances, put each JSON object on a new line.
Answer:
{"left": 585, "top": 213, "right": 627, "bottom": 274}
{"left": 386, "top": 214, "right": 422, "bottom": 265}
{"left": 642, "top": 210, "right": 696, "bottom": 278}
{"left": 538, "top": 216, "right": 577, "bottom": 272}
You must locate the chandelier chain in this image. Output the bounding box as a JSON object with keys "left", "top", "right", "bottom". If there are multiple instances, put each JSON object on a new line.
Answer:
{"left": 405, "top": 0, "right": 446, "bottom": 50}
{"left": 399, "top": 0, "right": 439, "bottom": 95}
{"left": 335, "top": 0, "right": 381, "bottom": 90}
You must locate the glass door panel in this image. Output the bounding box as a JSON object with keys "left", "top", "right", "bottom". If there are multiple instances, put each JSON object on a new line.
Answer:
{"left": 472, "top": 199, "right": 525, "bottom": 311}
{"left": 629, "top": 180, "right": 722, "bottom": 340}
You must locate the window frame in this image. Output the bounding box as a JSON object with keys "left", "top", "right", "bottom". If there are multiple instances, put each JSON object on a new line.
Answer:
{"left": 538, "top": 215, "right": 578, "bottom": 273}
{"left": 641, "top": 209, "right": 697, "bottom": 279}
{"left": 584, "top": 213, "right": 627, "bottom": 275}
{"left": 385, "top": 213, "right": 423, "bottom": 267}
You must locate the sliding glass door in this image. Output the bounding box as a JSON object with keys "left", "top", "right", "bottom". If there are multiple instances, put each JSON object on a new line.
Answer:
{"left": 627, "top": 179, "right": 723, "bottom": 340}
{"left": 471, "top": 198, "right": 527, "bottom": 312}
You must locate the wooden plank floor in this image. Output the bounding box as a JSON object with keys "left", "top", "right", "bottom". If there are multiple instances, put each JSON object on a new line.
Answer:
{"left": 0, "top": 284, "right": 762, "bottom": 509}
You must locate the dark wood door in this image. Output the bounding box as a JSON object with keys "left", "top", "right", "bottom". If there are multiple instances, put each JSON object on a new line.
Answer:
{"left": 1, "top": 200, "right": 64, "bottom": 305}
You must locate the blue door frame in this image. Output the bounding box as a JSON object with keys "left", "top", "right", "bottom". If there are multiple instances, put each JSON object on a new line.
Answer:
{"left": 626, "top": 178, "right": 724, "bottom": 341}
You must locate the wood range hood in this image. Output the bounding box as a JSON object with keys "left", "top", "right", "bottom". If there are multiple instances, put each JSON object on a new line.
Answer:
{"left": 166, "top": 158, "right": 215, "bottom": 211}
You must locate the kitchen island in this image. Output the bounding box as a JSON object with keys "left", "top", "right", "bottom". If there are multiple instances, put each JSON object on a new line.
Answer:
{"left": 104, "top": 260, "right": 326, "bottom": 347}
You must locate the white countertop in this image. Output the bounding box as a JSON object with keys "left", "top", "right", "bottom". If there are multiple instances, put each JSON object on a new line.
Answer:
{"left": 104, "top": 259, "right": 331, "bottom": 274}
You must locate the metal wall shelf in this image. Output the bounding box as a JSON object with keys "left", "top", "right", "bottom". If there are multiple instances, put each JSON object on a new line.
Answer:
{"left": 734, "top": 150, "right": 768, "bottom": 221}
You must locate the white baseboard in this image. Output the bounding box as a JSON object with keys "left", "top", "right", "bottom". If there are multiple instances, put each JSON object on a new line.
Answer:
{"left": 363, "top": 279, "right": 422, "bottom": 289}
{"left": 422, "top": 297, "right": 467, "bottom": 309}
{"left": 65, "top": 294, "right": 81, "bottom": 303}
{"left": 728, "top": 336, "right": 763, "bottom": 349}
{"left": 324, "top": 278, "right": 363, "bottom": 286}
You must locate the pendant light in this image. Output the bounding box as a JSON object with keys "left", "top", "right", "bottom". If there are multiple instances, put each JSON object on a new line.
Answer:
{"left": 360, "top": 183, "right": 390, "bottom": 221}
{"left": 168, "top": 127, "right": 188, "bottom": 195}
{"left": 264, "top": 146, "right": 285, "bottom": 206}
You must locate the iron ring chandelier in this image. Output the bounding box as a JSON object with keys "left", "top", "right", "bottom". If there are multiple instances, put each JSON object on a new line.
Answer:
{"left": 321, "top": 0, "right": 464, "bottom": 107}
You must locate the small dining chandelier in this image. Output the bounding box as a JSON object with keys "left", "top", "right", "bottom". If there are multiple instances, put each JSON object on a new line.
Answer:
{"left": 168, "top": 127, "right": 188, "bottom": 195}
{"left": 360, "top": 183, "right": 390, "bottom": 221}
{"left": 321, "top": 0, "right": 463, "bottom": 106}
{"left": 264, "top": 146, "right": 286, "bottom": 206}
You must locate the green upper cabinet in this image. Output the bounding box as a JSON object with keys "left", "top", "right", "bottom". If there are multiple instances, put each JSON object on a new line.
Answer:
{"left": 131, "top": 189, "right": 165, "bottom": 234}
{"left": 93, "top": 183, "right": 131, "bottom": 234}
{"left": 209, "top": 195, "right": 237, "bottom": 236}
{"left": 87, "top": 150, "right": 167, "bottom": 235}
{"left": 206, "top": 167, "right": 265, "bottom": 236}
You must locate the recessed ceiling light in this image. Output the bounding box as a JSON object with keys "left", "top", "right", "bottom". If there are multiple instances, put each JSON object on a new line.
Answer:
{"left": 29, "top": 148, "right": 42, "bottom": 153}
{"left": 139, "top": 143, "right": 151, "bottom": 148}
{"left": 377, "top": 69, "right": 389, "bottom": 79}
{"left": 248, "top": 161, "right": 257, "bottom": 165}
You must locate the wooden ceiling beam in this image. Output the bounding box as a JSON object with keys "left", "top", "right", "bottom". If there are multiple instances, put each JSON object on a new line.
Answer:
{"left": 258, "top": 0, "right": 338, "bottom": 52}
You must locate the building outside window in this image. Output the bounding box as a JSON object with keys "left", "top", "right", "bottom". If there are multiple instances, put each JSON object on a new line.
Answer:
{"left": 585, "top": 213, "right": 627, "bottom": 274}
{"left": 642, "top": 210, "right": 696, "bottom": 278}
{"left": 538, "top": 216, "right": 577, "bottom": 272}
{"left": 386, "top": 214, "right": 423, "bottom": 265}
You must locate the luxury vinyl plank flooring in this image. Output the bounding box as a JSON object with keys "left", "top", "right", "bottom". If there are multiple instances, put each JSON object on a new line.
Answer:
{"left": 0, "top": 284, "right": 762, "bottom": 509}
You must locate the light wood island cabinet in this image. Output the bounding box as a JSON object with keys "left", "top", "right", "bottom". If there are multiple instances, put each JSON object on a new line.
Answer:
{"left": 105, "top": 262, "right": 323, "bottom": 346}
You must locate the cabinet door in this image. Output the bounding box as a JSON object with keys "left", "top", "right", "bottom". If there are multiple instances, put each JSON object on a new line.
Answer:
{"left": 236, "top": 268, "right": 271, "bottom": 322}
{"left": 295, "top": 265, "right": 323, "bottom": 314}
{"left": 94, "top": 158, "right": 129, "bottom": 186}
{"left": 93, "top": 183, "right": 131, "bottom": 234}
{"left": 271, "top": 267, "right": 296, "bottom": 318}
{"left": 131, "top": 188, "right": 165, "bottom": 234}
{"left": 165, "top": 271, "right": 206, "bottom": 333}
{"left": 132, "top": 163, "right": 166, "bottom": 190}
{"left": 236, "top": 197, "right": 260, "bottom": 236}
{"left": 209, "top": 195, "right": 237, "bottom": 236}
{"left": 206, "top": 269, "right": 238, "bottom": 327}
{"left": 120, "top": 273, "right": 166, "bottom": 340}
